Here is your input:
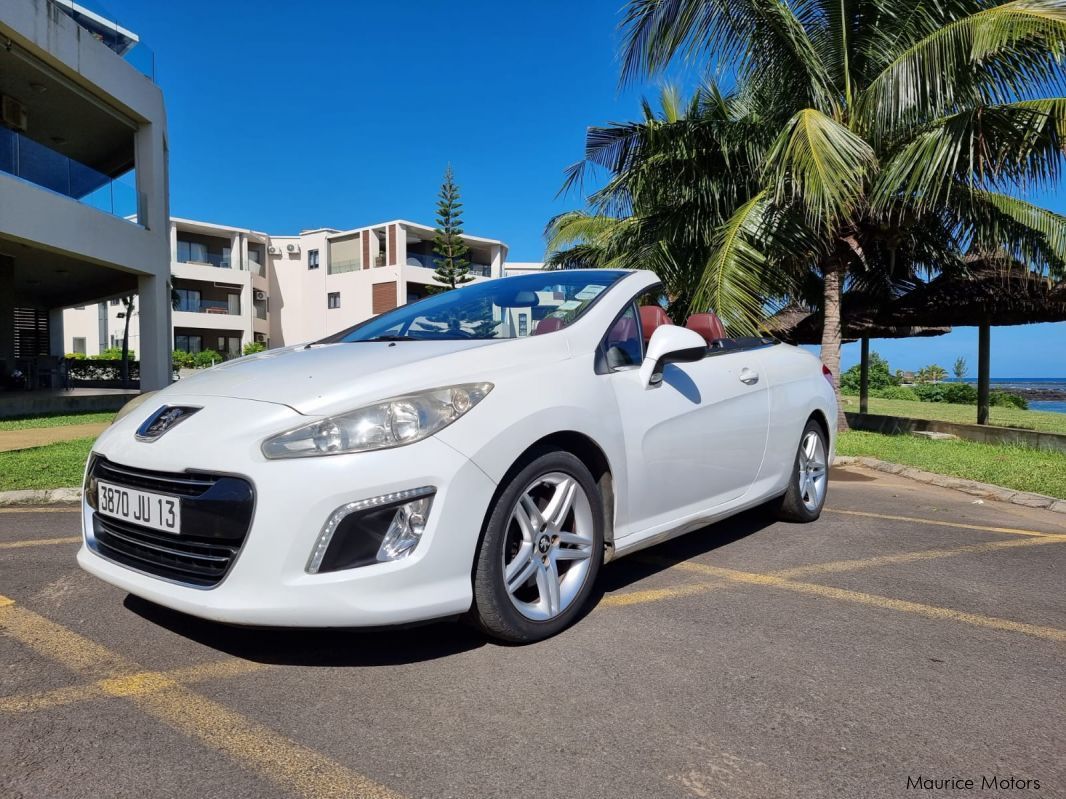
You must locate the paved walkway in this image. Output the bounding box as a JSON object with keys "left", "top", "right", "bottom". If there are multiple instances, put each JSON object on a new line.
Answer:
{"left": 0, "top": 423, "right": 109, "bottom": 453}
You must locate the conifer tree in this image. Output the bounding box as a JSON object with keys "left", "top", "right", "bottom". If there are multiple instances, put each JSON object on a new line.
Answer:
{"left": 432, "top": 165, "right": 472, "bottom": 290}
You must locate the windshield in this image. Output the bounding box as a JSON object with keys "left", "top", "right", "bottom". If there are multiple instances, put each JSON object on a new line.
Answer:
{"left": 328, "top": 270, "right": 629, "bottom": 342}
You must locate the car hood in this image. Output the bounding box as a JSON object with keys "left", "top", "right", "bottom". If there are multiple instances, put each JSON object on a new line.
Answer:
{"left": 159, "top": 337, "right": 569, "bottom": 416}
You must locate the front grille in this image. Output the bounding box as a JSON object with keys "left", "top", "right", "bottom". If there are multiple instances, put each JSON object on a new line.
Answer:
{"left": 87, "top": 457, "right": 254, "bottom": 588}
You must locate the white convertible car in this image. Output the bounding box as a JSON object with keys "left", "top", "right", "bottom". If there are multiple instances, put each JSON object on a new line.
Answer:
{"left": 79, "top": 269, "right": 835, "bottom": 642}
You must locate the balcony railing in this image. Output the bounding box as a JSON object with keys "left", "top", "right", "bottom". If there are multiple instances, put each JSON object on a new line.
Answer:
{"left": 0, "top": 126, "right": 142, "bottom": 223}
{"left": 329, "top": 259, "right": 362, "bottom": 275}
{"left": 49, "top": 0, "right": 156, "bottom": 81}
{"left": 406, "top": 252, "right": 492, "bottom": 277}
{"left": 177, "top": 251, "right": 231, "bottom": 269}
{"left": 176, "top": 300, "right": 240, "bottom": 315}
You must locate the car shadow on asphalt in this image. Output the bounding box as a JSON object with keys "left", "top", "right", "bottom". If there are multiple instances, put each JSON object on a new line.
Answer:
{"left": 123, "top": 505, "right": 776, "bottom": 663}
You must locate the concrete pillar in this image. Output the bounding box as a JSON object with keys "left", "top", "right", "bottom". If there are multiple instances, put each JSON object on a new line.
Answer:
{"left": 48, "top": 308, "right": 65, "bottom": 357}
{"left": 491, "top": 245, "right": 503, "bottom": 278}
{"left": 169, "top": 222, "right": 178, "bottom": 262}
{"left": 0, "top": 256, "right": 14, "bottom": 372}
{"left": 240, "top": 278, "right": 252, "bottom": 354}
{"left": 137, "top": 273, "right": 172, "bottom": 390}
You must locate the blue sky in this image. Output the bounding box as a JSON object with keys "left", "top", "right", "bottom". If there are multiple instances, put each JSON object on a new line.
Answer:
{"left": 108, "top": 0, "right": 1065, "bottom": 377}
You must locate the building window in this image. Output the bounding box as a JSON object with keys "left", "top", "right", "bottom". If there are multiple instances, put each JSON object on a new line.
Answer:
{"left": 72, "top": 337, "right": 86, "bottom": 355}
{"left": 174, "top": 334, "right": 203, "bottom": 354}
{"left": 308, "top": 249, "right": 320, "bottom": 270}
{"left": 109, "top": 299, "right": 120, "bottom": 306}
{"left": 327, "top": 292, "right": 340, "bottom": 309}
{"left": 174, "top": 288, "right": 201, "bottom": 313}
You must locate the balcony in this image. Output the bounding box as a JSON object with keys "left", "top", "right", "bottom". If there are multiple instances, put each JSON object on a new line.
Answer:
{"left": 50, "top": 0, "right": 156, "bottom": 80}
{"left": 0, "top": 126, "right": 142, "bottom": 223}
{"left": 406, "top": 252, "right": 492, "bottom": 277}
{"left": 178, "top": 251, "right": 231, "bottom": 269}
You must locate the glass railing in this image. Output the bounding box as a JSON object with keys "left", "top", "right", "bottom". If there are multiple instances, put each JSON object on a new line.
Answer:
{"left": 0, "top": 126, "right": 142, "bottom": 223}
{"left": 49, "top": 0, "right": 156, "bottom": 81}
{"left": 176, "top": 300, "right": 240, "bottom": 315}
{"left": 177, "top": 251, "right": 231, "bottom": 269}
{"left": 329, "top": 259, "right": 362, "bottom": 275}
{"left": 406, "top": 252, "right": 492, "bottom": 277}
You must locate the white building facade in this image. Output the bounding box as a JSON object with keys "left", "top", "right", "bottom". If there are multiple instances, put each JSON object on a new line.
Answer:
{"left": 64, "top": 218, "right": 517, "bottom": 357}
{"left": 1, "top": 0, "right": 172, "bottom": 389}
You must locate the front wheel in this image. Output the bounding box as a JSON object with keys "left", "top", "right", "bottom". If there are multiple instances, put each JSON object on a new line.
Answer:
{"left": 776, "top": 419, "right": 829, "bottom": 522}
{"left": 471, "top": 450, "right": 604, "bottom": 643}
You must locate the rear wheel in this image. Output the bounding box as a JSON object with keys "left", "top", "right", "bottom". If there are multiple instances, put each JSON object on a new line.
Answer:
{"left": 472, "top": 450, "right": 604, "bottom": 643}
{"left": 776, "top": 419, "right": 829, "bottom": 522}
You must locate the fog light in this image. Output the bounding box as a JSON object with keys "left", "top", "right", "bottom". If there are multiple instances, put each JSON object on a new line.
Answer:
{"left": 307, "top": 487, "right": 435, "bottom": 574}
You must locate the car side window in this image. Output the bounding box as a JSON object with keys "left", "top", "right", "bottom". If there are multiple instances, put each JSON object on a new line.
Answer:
{"left": 604, "top": 302, "right": 643, "bottom": 369}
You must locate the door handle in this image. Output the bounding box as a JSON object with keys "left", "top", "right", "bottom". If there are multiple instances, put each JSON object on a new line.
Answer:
{"left": 739, "top": 368, "right": 759, "bottom": 385}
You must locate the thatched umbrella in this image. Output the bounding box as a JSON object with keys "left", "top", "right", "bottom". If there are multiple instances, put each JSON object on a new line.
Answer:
{"left": 764, "top": 301, "right": 950, "bottom": 413}
{"left": 878, "top": 263, "right": 1066, "bottom": 424}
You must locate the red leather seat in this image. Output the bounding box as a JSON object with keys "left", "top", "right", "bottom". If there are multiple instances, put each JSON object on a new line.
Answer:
{"left": 686, "top": 312, "right": 727, "bottom": 345}
{"left": 639, "top": 305, "right": 672, "bottom": 344}
{"left": 532, "top": 316, "right": 566, "bottom": 335}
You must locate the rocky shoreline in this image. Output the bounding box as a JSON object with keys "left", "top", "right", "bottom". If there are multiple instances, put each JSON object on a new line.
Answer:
{"left": 1008, "top": 387, "right": 1066, "bottom": 401}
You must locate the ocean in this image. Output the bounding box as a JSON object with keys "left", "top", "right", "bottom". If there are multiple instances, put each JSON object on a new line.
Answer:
{"left": 947, "top": 377, "right": 1066, "bottom": 414}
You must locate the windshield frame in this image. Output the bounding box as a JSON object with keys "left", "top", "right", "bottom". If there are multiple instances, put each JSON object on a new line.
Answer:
{"left": 319, "top": 270, "right": 631, "bottom": 344}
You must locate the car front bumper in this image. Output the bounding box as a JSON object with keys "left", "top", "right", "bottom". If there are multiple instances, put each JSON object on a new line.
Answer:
{"left": 78, "top": 396, "right": 498, "bottom": 627}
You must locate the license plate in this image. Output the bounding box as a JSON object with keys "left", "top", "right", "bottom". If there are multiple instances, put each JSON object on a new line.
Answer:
{"left": 97, "top": 481, "right": 181, "bottom": 534}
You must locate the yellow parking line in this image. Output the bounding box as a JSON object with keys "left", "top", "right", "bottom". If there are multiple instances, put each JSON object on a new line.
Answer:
{"left": 825, "top": 508, "right": 1066, "bottom": 539}
{"left": 656, "top": 561, "right": 1066, "bottom": 642}
{"left": 0, "top": 596, "right": 404, "bottom": 799}
{"left": 0, "top": 658, "right": 269, "bottom": 713}
{"left": 0, "top": 536, "right": 81, "bottom": 550}
{"left": 599, "top": 582, "right": 723, "bottom": 608}
{"left": 773, "top": 536, "right": 1062, "bottom": 579}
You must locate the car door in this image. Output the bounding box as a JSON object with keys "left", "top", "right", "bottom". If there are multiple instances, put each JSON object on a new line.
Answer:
{"left": 604, "top": 302, "right": 771, "bottom": 533}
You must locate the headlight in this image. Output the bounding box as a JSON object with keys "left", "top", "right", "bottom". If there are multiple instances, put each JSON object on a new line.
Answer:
{"left": 261, "top": 382, "right": 493, "bottom": 459}
{"left": 111, "top": 391, "right": 158, "bottom": 426}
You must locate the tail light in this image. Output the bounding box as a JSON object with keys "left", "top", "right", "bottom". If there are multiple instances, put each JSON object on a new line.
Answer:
{"left": 822, "top": 364, "right": 834, "bottom": 385}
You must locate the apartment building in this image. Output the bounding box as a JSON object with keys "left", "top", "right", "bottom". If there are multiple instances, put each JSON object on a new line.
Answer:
{"left": 268, "top": 220, "right": 507, "bottom": 346}
{"left": 64, "top": 217, "right": 512, "bottom": 356}
{"left": 0, "top": 0, "right": 171, "bottom": 388}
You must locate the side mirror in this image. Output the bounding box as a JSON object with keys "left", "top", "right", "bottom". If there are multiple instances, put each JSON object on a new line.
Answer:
{"left": 638, "top": 325, "right": 708, "bottom": 388}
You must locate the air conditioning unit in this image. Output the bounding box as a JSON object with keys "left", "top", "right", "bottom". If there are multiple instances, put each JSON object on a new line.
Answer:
{"left": 286, "top": 243, "right": 300, "bottom": 254}
{"left": 267, "top": 245, "right": 281, "bottom": 255}
{"left": 254, "top": 290, "right": 267, "bottom": 301}
{"left": 1, "top": 96, "right": 28, "bottom": 133}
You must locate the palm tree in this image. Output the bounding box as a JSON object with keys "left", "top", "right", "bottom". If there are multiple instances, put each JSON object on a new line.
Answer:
{"left": 552, "top": 0, "right": 1066, "bottom": 429}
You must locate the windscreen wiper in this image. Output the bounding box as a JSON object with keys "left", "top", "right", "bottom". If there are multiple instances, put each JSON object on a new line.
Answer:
{"left": 363, "top": 335, "right": 419, "bottom": 342}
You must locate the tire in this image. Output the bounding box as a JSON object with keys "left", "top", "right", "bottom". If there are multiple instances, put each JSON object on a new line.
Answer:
{"left": 471, "top": 450, "right": 604, "bottom": 643}
{"left": 776, "top": 419, "right": 829, "bottom": 523}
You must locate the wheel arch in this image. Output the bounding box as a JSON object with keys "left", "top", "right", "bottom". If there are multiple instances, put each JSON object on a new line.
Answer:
{"left": 480, "top": 430, "right": 618, "bottom": 561}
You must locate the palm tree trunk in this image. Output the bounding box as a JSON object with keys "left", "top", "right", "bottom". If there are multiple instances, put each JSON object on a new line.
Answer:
{"left": 821, "top": 263, "right": 848, "bottom": 431}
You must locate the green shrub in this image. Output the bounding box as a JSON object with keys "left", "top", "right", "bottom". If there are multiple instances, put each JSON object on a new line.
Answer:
{"left": 242, "top": 341, "right": 266, "bottom": 356}
{"left": 99, "top": 346, "right": 136, "bottom": 361}
{"left": 171, "top": 350, "right": 195, "bottom": 369}
{"left": 873, "top": 385, "right": 920, "bottom": 401}
{"left": 839, "top": 351, "right": 899, "bottom": 393}
{"left": 913, "top": 382, "right": 977, "bottom": 404}
{"left": 192, "top": 349, "right": 223, "bottom": 369}
{"left": 990, "top": 390, "right": 1028, "bottom": 410}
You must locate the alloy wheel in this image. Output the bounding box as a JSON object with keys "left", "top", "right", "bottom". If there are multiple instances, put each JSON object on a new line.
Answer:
{"left": 797, "top": 430, "right": 828, "bottom": 512}
{"left": 502, "top": 471, "right": 595, "bottom": 621}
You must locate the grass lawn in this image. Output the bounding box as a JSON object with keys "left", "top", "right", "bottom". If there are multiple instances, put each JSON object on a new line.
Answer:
{"left": 0, "top": 437, "right": 94, "bottom": 492}
{"left": 0, "top": 412, "right": 115, "bottom": 432}
{"left": 837, "top": 430, "right": 1066, "bottom": 499}
{"left": 842, "top": 395, "right": 1066, "bottom": 434}
{"left": 841, "top": 395, "right": 1066, "bottom": 434}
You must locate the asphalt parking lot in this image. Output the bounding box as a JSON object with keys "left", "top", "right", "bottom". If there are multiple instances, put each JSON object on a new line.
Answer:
{"left": 1, "top": 465, "right": 1063, "bottom": 799}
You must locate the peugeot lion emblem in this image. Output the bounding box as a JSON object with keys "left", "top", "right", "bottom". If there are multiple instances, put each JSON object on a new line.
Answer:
{"left": 135, "top": 406, "right": 201, "bottom": 442}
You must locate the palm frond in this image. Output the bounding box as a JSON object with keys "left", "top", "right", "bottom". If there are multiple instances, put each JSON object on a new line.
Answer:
{"left": 857, "top": 0, "right": 1066, "bottom": 134}
{"left": 765, "top": 108, "right": 876, "bottom": 228}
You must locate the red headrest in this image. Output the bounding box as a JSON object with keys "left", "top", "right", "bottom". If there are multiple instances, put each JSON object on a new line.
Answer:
{"left": 533, "top": 316, "right": 566, "bottom": 335}
{"left": 639, "top": 305, "right": 671, "bottom": 343}
{"left": 686, "top": 312, "right": 727, "bottom": 344}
